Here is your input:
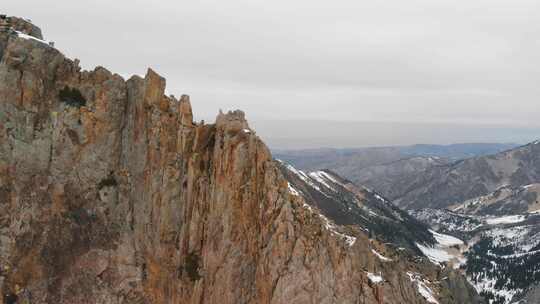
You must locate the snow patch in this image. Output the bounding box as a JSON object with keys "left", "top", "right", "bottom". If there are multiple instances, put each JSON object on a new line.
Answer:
{"left": 287, "top": 183, "right": 300, "bottom": 196}
{"left": 485, "top": 215, "right": 525, "bottom": 225}
{"left": 302, "top": 202, "right": 314, "bottom": 213}
{"left": 430, "top": 230, "right": 464, "bottom": 246}
{"left": 371, "top": 249, "right": 393, "bottom": 262}
{"left": 282, "top": 163, "right": 330, "bottom": 196}
{"left": 407, "top": 272, "right": 439, "bottom": 304}
{"left": 318, "top": 214, "right": 356, "bottom": 247}
{"left": 491, "top": 249, "right": 540, "bottom": 259}
{"left": 469, "top": 275, "right": 520, "bottom": 304}
{"left": 417, "top": 231, "right": 467, "bottom": 269}
{"left": 374, "top": 193, "right": 388, "bottom": 203}
{"left": 309, "top": 171, "right": 336, "bottom": 191}
{"left": 416, "top": 243, "right": 454, "bottom": 264}
{"left": 318, "top": 171, "right": 344, "bottom": 186}
{"left": 367, "top": 210, "right": 380, "bottom": 217}
{"left": 409, "top": 209, "right": 483, "bottom": 232}
{"left": 484, "top": 225, "right": 532, "bottom": 249}
{"left": 341, "top": 234, "right": 357, "bottom": 247}
{"left": 366, "top": 272, "right": 383, "bottom": 284}
{"left": 15, "top": 31, "right": 49, "bottom": 45}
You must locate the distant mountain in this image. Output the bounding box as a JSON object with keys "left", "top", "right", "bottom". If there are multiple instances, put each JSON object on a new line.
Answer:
{"left": 274, "top": 143, "right": 517, "bottom": 174}
{"left": 348, "top": 156, "right": 450, "bottom": 200}
{"left": 451, "top": 183, "right": 540, "bottom": 216}
{"left": 405, "top": 141, "right": 540, "bottom": 304}
{"left": 275, "top": 144, "right": 540, "bottom": 304}
{"left": 253, "top": 119, "right": 538, "bottom": 150}
{"left": 399, "top": 143, "right": 519, "bottom": 160}
{"left": 394, "top": 141, "right": 540, "bottom": 210}
{"left": 273, "top": 146, "right": 403, "bottom": 174}
{"left": 274, "top": 143, "right": 517, "bottom": 201}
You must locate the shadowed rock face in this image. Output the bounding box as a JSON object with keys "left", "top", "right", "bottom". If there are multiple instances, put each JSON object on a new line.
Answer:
{"left": 0, "top": 17, "right": 482, "bottom": 304}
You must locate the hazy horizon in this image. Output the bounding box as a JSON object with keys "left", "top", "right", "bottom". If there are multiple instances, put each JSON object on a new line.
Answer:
{"left": 6, "top": 0, "right": 540, "bottom": 148}
{"left": 251, "top": 119, "right": 539, "bottom": 149}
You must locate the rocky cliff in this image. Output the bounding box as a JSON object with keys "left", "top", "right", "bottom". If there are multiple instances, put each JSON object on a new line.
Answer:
{"left": 0, "top": 17, "right": 480, "bottom": 304}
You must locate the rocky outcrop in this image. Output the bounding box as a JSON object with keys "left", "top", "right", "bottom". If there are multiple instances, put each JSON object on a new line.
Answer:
{"left": 0, "top": 17, "right": 481, "bottom": 304}
{"left": 6, "top": 17, "right": 43, "bottom": 39}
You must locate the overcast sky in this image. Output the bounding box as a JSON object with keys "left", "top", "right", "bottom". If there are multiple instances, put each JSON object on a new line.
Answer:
{"left": 6, "top": 0, "right": 540, "bottom": 148}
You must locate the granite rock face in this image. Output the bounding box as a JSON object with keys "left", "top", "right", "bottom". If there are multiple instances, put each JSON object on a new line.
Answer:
{"left": 0, "top": 17, "right": 481, "bottom": 304}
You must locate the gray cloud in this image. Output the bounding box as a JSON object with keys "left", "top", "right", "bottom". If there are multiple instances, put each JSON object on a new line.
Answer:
{"left": 5, "top": 0, "right": 540, "bottom": 147}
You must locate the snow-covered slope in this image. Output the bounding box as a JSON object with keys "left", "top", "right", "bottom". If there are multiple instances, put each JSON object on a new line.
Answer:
{"left": 409, "top": 208, "right": 483, "bottom": 241}
{"left": 277, "top": 161, "right": 435, "bottom": 251}
{"left": 416, "top": 230, "right": 466, "bottom": 269}
{"left": 411, "top": 209, "right": 540, "bottom": 304}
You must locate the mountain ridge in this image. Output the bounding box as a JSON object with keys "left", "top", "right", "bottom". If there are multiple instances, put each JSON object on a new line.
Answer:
{"left": 0, "top": 16, "right": 482, "bottom": 304}
{"left": 394, "top": 140, "right": 540, "bottom": 209}
{"left": 274, "top": 143, "right": 519, "bottom": 199}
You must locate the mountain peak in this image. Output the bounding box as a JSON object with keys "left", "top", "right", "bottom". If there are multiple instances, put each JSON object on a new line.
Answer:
{"left": 216, "top": 109, "right": 250, "bottom": 133}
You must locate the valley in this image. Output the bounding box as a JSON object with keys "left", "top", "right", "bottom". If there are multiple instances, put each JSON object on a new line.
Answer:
{"left": 282, "top": 140, "right": 540, "bottom": 304}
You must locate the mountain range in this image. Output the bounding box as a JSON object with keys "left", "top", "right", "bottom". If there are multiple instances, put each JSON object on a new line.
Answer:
{"left": 280, "top": 138, "right": 540, "bottom": 303}
{"left": 275, "top": 143, "right": 518, "bottom": 202}
{"left": 392, "top": 141, "right": 540, "bottom": 210}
